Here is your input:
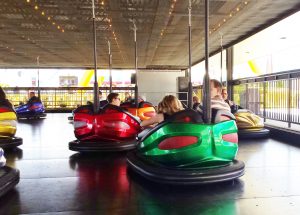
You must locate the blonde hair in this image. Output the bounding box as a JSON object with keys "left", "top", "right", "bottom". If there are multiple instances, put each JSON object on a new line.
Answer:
{"left": 193, "top": 96, "right": 200, "bottom": 103}
{"left": 157, "top": 95, "right": 183, "bottom": 115}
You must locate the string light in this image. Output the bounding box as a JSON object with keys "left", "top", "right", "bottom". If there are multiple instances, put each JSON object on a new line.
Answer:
{"left": 210, "top": 1, "right": 250, "bottom": 35}
{"left": 158, "top": 0, "right": 177, "bottom": 41}
{"left": 25, "top": 0, "right": 65, "bottom": 33}
{"left": 96, "top": 0, "right": 125, "bottom": 63}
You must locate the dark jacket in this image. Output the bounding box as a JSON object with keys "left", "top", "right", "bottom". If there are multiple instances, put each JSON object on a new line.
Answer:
{"left": 28, "top": 96, "right": 41, "bottom": 104}
{"left": 0, "top": 99, "right": 14, "bottom": 110}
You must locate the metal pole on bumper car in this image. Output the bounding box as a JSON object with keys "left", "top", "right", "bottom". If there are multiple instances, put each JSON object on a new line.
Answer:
{"left": 37, "top": 56, "right": 40, "bottom": 98}
{"left": 187, "top": 0, "right": 193, "bottom": 109}
{"left": 133, "top": 21, "right": 139, "bottom": 108}
{"left": 219, "top": 33, "right": 224, "bottom": 86}
{"left": 108, "top": 40, "right": 112, "bottom": 93}
{"left": 92, "top": 0, "right": 99, "bottom": 112}
{"left": 203, "top": 0, "right": 211, "bottom": 123}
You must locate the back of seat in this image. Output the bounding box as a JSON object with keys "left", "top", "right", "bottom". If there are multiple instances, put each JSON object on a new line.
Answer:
{"left": 166, "top": 109, "right": 204, "bottom": 123}
{"left": 212, "top": 109, "right": 236, "bottom": 123}
{"left": 139, "top": 109, "right": 203, "bottom": 141}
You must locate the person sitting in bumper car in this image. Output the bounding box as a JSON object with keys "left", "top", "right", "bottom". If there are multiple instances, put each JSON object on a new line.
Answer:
{"left": 141, "top": 95, "right": 184, "bottom": 128}
{"left": 221, "top": 88, "right": 242, "bottom": 113}
{"left": 210, "top": 79, "right": 231, "bottom": 112}
{"left": 192, "top": 95, "right": 201, "bottom": 110}
{"left": 107, "top": 92, "right": 121, "bottom": 107}
{"left": 193, "top": 79, "right": 230, "bottom": 113}
{"left": 0, "top": 87, "right": 14, "bottom": 111}
{"left": 27, "top": 91, "right": 41, "bottom": 104}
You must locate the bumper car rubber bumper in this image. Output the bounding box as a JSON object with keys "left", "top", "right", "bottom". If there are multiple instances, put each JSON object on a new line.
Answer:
{"left": 0, "top": 166, "right": 20, "bottom": 197}
{"left": 69, "top": 139, "right": 137, "bottom": 152}
{"left": 17, "top": 112, "right": 47, "bottom": 119}
{"left": 0, "top": 137, "right": 23, "bottom": 149}
{"left": 127, "top": 151, "right": 245, "bottom": 185}
{"left": 238, "top": 128, "right": 270, "bottom": 139}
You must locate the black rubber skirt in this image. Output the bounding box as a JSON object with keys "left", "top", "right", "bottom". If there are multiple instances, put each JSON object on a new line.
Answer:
{"left": 127, "top": 152, "right": 245, "bottom": 185}
{"left": 69, "top": 139, "right": 137, "bottom": 152}
{"left": 17, "top": 113, "right": 47, "bottom": 119}
{"left": 238, "top": 128, "right": 270, "bottom": 139}
{"left": 0, "top": 166, "right": 20, "bottom": 197}
{"left": 0, "top": 137, "right": 23, "bottom": 149}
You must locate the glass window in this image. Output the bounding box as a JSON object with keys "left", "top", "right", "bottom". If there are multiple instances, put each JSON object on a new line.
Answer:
{"left": 0, "top": 68, "right": 134, "bottom": 87}
{"left": 191, "top": 51, "right": 226, "bottom": 85}
{"left": 233, "top": 11, "right": 300, "bottom": 79}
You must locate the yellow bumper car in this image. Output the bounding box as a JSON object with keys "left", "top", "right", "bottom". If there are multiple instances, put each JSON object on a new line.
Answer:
{"left": 0, "top": 107, "right": 23, "bottom": 149}
{"left": 234, "top": 109, "right": 269, "bottom": 139}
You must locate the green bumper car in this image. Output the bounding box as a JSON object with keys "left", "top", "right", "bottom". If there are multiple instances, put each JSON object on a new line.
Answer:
{"left": 127, "top": 109, "right": 245, "bottom": 185}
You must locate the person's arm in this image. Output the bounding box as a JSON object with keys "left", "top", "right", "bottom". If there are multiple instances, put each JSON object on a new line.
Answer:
{"left": 228, "top": 99, "right": 235, "bottom": 107}
{"left": 140, "top": 113, "right": 163, "bottom": 127}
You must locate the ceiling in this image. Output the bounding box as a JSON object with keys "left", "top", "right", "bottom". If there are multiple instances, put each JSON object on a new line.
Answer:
{"left": 0, "top": 0, "right": 299, "bottom": 69}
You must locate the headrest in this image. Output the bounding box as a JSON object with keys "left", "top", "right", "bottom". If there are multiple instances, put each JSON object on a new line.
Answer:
{"left": 100, "top": 104, "right": 140, "bottom": 123}
{"left": 166, "top": 109, "right": 203, "bottom": 123}
{"left": 73, "top": 105, "right": 94, "bottom": 114}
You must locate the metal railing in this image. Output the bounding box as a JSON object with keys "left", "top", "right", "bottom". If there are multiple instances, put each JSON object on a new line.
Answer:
{"left": 232, "top": 69, "right": 300, "bottom": 127}
{"left": 3, "top": 87, "right": 135, "bottom": 110}
{"left": 3, "top": 87, "right": 189, "bottom": 111}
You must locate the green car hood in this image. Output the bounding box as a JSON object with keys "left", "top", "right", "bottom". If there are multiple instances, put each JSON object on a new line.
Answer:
{"left": 138, "top": 120, "right": 238, "bottom": 168}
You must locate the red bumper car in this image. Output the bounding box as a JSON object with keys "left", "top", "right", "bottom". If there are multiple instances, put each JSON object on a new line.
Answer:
{"left": 69, "top": 104, "right": 141, "bottom": 152}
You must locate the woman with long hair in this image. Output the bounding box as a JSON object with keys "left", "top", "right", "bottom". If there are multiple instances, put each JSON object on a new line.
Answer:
{"left": 141, "top": 95, "right": 183, "bottom": 127}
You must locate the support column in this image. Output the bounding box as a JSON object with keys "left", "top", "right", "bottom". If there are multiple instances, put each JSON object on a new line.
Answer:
{"left": 226, "top": 46, "right": 234, "bottom": 100}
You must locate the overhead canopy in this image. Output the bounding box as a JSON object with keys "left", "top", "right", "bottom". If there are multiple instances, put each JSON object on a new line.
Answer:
{"left": 0, "top": 0, "right": 299, "bottom": 69}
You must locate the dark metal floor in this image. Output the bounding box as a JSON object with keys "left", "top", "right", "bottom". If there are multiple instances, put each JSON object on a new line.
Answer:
{"left": 1, "top": 113, "right": 300, "bottom": 215}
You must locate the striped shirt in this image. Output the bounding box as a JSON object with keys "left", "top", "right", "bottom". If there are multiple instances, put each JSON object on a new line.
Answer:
{"left": 211, "top": 95, "right": 231, "bottom": 111}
